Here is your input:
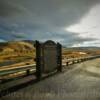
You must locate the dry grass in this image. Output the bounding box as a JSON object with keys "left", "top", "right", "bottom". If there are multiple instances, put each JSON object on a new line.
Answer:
{"left": 62, "top": 48, "right": 100, "bottom": 59}
{"left": 0, "top": 41, "right": 36, "bottom": 63}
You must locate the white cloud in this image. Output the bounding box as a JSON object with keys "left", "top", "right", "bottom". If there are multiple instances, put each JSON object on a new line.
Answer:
{"left": 66, "top": 4, "right": 100, "bottom": 40}
{"left": 65, "top": 4, "right": 100, "bottom": 47}
{"left": 72, "top": 40, "right": 100, "bottom": 47}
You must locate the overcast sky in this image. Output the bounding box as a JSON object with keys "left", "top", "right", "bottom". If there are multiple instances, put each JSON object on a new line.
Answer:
{"left": 0, "top": 0, "right": 100, "bottom": 47}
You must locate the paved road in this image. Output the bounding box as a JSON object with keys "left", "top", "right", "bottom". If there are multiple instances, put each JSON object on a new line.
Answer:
{"left": 1, "top": 58, "right": 100, "bottom": 100}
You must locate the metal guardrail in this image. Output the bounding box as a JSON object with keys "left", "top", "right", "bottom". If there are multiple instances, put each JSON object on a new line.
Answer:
{"left": 0, "top": 55, "right": 100, "bottom": 81}
{"left": 63, "top": 55, "right": 100, "bottom": 66}
{"left": 0, "top": 64, "right": 36, "bottom": 80}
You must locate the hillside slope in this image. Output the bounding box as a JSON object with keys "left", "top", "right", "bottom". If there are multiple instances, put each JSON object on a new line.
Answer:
{"left": 0, "top": 40, "right": 36, "bottom": 63}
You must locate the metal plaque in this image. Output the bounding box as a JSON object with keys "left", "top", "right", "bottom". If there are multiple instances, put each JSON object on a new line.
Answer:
{"left": 42, "top": 41, "right": 57, "bottom": 73}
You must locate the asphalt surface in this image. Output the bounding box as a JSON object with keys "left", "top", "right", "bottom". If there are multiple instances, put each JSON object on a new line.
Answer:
{"left": 1, "top": 58, "right": 100, "bottom": 100}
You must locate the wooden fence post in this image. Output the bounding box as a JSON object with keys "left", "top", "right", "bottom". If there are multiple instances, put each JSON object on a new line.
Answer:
{"left": 57, "top": 43, "right": 62, "bottom": 72}
{"left": 35, "top": 41, "right": 42, "bottom": 80}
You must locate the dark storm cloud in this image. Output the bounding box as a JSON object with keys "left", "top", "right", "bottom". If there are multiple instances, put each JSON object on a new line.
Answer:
{"left": 0, "top": 0, "right": 100, "bottom": 46}
{"left": 0, "top": 0, "right": 22, "bottom": 17}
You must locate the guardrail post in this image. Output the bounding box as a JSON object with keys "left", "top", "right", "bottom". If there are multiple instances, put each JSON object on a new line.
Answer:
{"left": 66, "top": 62, "right": 69, "bottom": 66}
{"left": 72, "top": 60, "right": 75, "bottom": 64}
{"left": 77, "top": 60, "right": 79, "bottom": 63}
{"left": 26, "top": 69, "right": 30, "bottom": 76}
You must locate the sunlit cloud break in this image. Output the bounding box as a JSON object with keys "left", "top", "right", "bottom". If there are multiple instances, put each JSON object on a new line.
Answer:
{"left": 66, "top": 4, "right": 100, "bottom": 47}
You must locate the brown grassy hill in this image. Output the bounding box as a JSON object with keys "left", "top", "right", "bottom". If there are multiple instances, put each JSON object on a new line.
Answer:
{"left": 0, "top": 41, "right": 35, "bottom": 52}
{"left": 62, "top": 47, "right": 100, "bottom": 59}
{"left": 0, "top": 41, "right": 36, "bottom": 63}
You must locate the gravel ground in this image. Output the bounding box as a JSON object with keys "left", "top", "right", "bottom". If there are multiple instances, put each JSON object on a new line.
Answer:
{"left": 1, "top": 58, "right": 100, "bottom": 100}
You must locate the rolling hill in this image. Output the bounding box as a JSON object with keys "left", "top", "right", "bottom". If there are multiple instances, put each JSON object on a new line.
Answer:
{"left": 0, "top": 40, "right": 36, "bottom": 63}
